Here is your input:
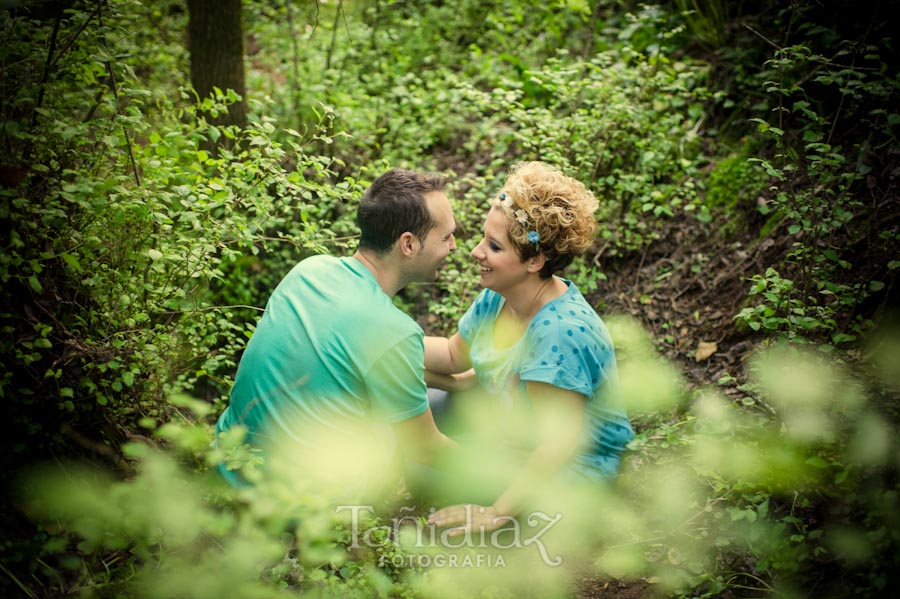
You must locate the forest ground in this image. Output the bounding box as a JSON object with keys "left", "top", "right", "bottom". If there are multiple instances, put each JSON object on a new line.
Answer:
{"left": 572, "top": 213, "right": 755, "bottom": 599}
{"left": 567, "top": 197, "right": 893, "bottom": 599}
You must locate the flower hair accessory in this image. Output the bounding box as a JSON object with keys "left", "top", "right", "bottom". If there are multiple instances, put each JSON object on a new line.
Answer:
{"left": 499, "top": 191, "right": 540, "bottom": 250}
{"left": 514, "top": 209, "right": 529, "bottom": 227}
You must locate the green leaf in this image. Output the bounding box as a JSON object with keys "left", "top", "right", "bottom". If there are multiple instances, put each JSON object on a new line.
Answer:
{"left": 61, "top": 253, "right": 82, "bottom": 272}
{"left": 307, "top": 569, "right": 327, "bottom": 582}
{"left": 696, "top": 207, "right": 712, "bottom": 223}
{"left": 835, "top": 468, "right": 851, "bottom": 484}
{"left": 122, "top": 442, "right": 150, "bottom": 458}
{"left": 805, "top": 456, "right": 830, "bottom": 469}
{"left": 832, "top": 333, "right": 856, "bottom": 345}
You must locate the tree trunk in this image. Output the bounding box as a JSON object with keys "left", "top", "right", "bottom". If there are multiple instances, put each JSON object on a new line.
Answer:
{"left": 187, "top": 0, "right": 248, "bottom": 150}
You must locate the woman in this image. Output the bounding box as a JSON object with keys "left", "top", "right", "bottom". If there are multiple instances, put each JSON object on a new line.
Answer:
{"left": 423, "top": 161, "right": 633, "bottom": 533}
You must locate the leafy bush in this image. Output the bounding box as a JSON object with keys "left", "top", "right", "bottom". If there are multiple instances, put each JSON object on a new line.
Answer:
{"left": 3, "top": 1, "right": 899, "bottom": 598}
{"left": 0, "top": 2, "right": 353, "bottom": 479}
{"left": 15, "top": 321, "right": 899, "bottom": 598}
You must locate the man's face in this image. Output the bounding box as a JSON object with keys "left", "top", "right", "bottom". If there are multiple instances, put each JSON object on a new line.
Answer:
{"left": 412, "top": 190, "right": 457, "bottom": 281}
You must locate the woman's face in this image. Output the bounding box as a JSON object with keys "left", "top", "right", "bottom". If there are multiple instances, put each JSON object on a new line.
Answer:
{"left": 471, "top": 205, "right": 530, "bottom": 291}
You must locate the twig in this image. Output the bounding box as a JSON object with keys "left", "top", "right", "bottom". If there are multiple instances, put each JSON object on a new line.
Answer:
{"left": 285, "top": 0, "right": 302, "bottom": 131}
{"left": 326, "top": 1, "right": 342, "bottom": 70}
{"left": 104, "top": 61, "right": 140, "bottom": 187}
{"left": 61, "top": 422, "right": 129, "bottom": 471}
{"left": 742, "top": 24, "right": 782, "bottom": 51}
{"left": 339, "top": 0, "right": 353, "bottom": 41}
{"left": 155, "top": 304, "right": 266, "bottom": 315}
{"left": 48, "top": 1, "right": 108, "bottom": 72}
{"left": 0, "top": 563, "right": 38, "bottom": 599}
{"left": 633, "top": 243, "right": 652, "bottom": 289}
{"left": 30, "top": 11, "right": 62, "bottom": 129}
{"left": 310, "top": 0, "right": 321, "bottom": 39}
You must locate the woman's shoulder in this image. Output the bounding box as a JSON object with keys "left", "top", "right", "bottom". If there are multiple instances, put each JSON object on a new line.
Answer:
{"left": 532, "top": 283, "right": 610, "bottom": 341}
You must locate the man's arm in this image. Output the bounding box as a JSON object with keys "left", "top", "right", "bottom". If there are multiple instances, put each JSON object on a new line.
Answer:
{"left": 424, "top": 368, "right": 479, "bottom": 392}
{"left": 391, "top": 407, "right": 456, "bottom": 465}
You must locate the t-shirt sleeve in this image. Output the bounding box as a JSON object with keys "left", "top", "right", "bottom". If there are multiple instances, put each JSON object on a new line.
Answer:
{"left": 365, "top": 333, "right": 429, "bottom": 423}
{"left": 458, "top": 289, "right": 493, "bottom": 345}
{"left": 518, "top": 320, "right": 616, "bottom": 399}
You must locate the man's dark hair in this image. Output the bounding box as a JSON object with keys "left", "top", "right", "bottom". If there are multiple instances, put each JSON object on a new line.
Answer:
{"left": 356, "top": 169, "right": 447, "bottom": 253}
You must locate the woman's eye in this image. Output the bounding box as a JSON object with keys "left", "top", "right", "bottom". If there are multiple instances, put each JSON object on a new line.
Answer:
{"left": 489, "top": 242, "right": 501, "bottom": 251}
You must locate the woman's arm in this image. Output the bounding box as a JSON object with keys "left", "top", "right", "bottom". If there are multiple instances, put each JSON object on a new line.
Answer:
{"left": 428, "top": 381, "right": 586, "bottom": 533}
{"left": 491, "top": 381, "right": 585, "bottom": 515}
{"left": 424, "top": 332, "right": 472, "bottom": 375}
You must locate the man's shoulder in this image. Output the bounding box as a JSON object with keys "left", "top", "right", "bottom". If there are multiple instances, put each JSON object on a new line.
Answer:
{"left": 289, "top": 254, "right": 365, "bottom": 285}
{"left": 295, "top": 253, "right": 341, "bottom": 272}
{"left": 370, "top": 302, "right": 423, "bottom": 337}
{"left": 288, "top": 254, "right": 421, "bottom": 338}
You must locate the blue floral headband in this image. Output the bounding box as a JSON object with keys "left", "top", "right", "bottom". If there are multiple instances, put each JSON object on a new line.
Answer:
{"left": 499, "top": 192, "right": 540, "bottom": 250}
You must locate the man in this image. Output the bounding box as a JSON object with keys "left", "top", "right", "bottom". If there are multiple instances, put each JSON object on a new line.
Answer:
{"left": 215, "top": 168, "right": 457, "bottom": 495}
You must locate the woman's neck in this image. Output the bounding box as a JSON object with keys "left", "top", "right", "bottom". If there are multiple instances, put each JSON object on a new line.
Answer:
{"left": 503, "top": 275, "right": 561, "bottom": 322}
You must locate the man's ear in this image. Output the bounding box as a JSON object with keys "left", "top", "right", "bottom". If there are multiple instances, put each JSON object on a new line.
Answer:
{"left": 527, "top": 253, "right": 546, "bottom": 273}
{"left": 397, "top": 231, "right": 419, "bottom": 257}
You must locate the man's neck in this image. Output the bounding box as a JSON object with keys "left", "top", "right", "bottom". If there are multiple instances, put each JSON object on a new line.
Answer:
{"left": 352, "top": 250, "right": 402, "bottom": 297}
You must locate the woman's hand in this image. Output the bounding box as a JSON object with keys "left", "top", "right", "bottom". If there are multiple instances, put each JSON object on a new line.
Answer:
{"left": 427, "top": 503, "right": 513, "bottom": 537}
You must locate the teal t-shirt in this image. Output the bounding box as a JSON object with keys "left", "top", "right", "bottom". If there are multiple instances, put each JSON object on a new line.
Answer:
{"left": 215, "top": 255, "right": 429, "bottom": 479}
{"left": 458, "top": 280, "right": 634, "bottom": 479}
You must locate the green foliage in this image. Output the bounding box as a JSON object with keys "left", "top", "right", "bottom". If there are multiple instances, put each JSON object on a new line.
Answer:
{"left": 621, "top": 340, "right": 900, "bottom": 598}
{"left": 2, "top": 1, "right": 898, "bottom": 598}
{"left": 734, "top": 266, "right": 861, "bottom": 344}
{"left": 705, "top": 150, "right": 769, "bottom": 215}
{"left": 0, "top": 3, "right": 354, "bottom": 480}
{"left": 15, "top": 328, "right": 900, "bottom": 599}
{"left": 730, "top": 18, "right": 898, "bottom": 346}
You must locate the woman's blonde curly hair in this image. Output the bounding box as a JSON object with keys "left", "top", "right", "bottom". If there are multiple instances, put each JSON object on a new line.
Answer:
{"left": 492, "top": 161, "right": 599, "bottom": 279}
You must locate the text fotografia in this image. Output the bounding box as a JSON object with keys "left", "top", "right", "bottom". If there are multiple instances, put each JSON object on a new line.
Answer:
{"left": 336, "top": 505, "right": 563, "bottom": 567}
{"left": 381, "top": 552, "right": 507, "bottom": 569}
